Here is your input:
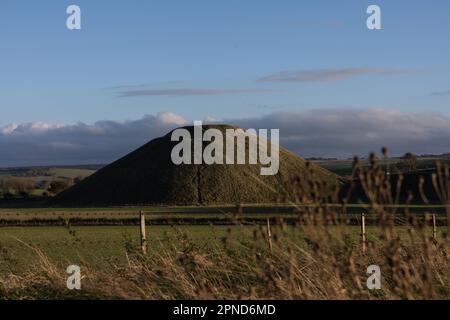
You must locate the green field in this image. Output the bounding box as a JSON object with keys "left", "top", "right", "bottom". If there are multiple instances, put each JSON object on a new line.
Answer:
{"left": 0, "top": 224, "right": 445, "bottom": 273}
{"left": 48, "top": 168, "right": 95, "bottom": 179}
{"left": 0, "top": 204, "right": 447, "bottom": 226}
{"left": 0, "top": 225, "right": 246, "bottom": 271}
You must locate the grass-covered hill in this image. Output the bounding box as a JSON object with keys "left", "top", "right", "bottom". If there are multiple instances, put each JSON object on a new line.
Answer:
{"left": 53, "top": 124, "right": 340, "bottom": 206}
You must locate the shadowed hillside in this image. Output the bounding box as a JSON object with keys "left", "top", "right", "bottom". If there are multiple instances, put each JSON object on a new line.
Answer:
{"left": 53, "top": 125, "right": 340, "bottom": 206}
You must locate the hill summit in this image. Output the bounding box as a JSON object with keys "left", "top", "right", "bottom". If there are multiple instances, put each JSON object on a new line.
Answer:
{"left": 54, "top": 124, "right": 340, "bottom": 206}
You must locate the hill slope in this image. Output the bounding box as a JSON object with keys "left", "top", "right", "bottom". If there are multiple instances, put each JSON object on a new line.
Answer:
{"left": 54, "top": 125, "right": 340, "bottom": 206}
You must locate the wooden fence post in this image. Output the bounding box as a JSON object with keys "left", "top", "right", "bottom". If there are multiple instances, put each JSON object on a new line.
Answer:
{"left": 266, "top": 218, "right": 273, "bottom": 253}
{"left": 432, "top": 213, "right": 437, "bottom": 240}
{"left": 139, "top": 210, "right": 147, "bottom": 255}
{"left": 360, "top": 212, "right": 366, "bottom": 253}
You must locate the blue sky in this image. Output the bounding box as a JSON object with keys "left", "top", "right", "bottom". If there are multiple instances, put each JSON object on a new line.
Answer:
{"left": 1, "top": 0, "right": 449, "bottom": 126}
{"left": 1, "top": 1, "right": 450, "bottom": 165}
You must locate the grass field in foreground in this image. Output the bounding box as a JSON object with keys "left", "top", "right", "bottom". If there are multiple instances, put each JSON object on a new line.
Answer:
{"left": 0, "top": 225, "right": 445, "bottom": 274}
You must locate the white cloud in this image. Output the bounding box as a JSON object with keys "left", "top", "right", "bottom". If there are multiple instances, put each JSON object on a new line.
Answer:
{"left": 157, "top": 112, "right": 187, "bottom": 126}
{"left": 1, "top": 124, "right": 18, "bottom": 135}
{"left": 1, "top": 108, "right": 450, "bottom": 166}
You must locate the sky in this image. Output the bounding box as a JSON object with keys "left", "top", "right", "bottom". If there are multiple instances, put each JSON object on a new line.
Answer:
{"left": 1, "top": 0, "right": 450, "bottom": 166}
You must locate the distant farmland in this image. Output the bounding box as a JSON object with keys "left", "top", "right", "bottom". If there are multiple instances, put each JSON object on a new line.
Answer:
{"left": 313, "top": 156, "right": 450, "bottom": 176}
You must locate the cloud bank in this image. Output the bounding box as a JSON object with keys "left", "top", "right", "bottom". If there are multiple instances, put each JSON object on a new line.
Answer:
{"left": 231, "top": 108, "right": 450, "bottom": 158}
{"left": 0, "top": 112, "right": 187, "bottom": 167}
{"left": 1, "top": 108, "right": 450, "bottom": 167}
{"left": 258, "top": 68, "right": 415, "bottom": 83}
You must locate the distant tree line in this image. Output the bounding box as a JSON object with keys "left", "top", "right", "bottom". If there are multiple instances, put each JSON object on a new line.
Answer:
{"left": 0, "top": 176, "right": 83, "bottom": 199}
